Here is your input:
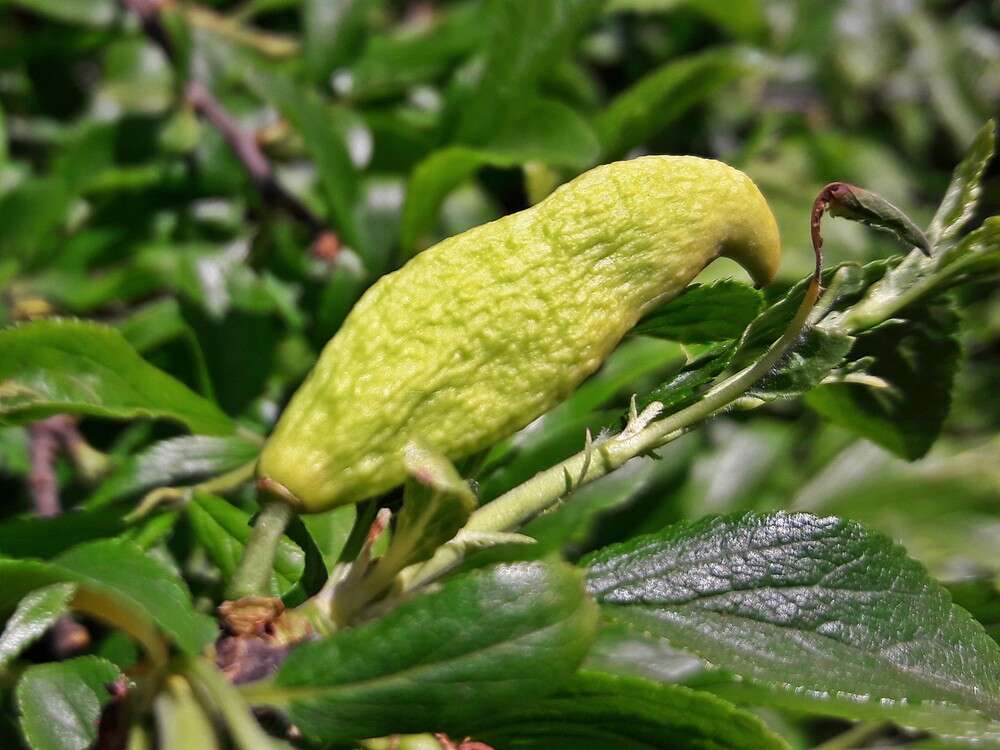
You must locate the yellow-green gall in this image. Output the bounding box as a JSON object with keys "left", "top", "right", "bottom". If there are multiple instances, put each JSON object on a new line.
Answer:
{"left": 259, "top": 155, "right": 780, "bottom": 511}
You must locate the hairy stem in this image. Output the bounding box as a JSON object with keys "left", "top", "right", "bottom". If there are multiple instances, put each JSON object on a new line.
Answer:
{"left": 227, "top": 499, "right": 294, "bottom": 600}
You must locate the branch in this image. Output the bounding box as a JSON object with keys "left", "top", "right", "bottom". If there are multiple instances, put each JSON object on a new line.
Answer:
{"left": 27, "top": 415, "right": 77, "bottom": 517}
{"left": 121, "top": 0, "right": 339, "bottom": 257}
{"left": 27, "top": 415, "right": 93, "bottom": 659}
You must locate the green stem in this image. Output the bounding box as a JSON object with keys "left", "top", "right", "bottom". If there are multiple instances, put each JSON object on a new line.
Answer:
{"left": 227, "top": 499, "right": 294, "bottom": 600}
{"left": 185, "top": 657, "right": 292, "bottom": 749}
{"left": 406, "top": 278, "right": 821, "bottom": 588}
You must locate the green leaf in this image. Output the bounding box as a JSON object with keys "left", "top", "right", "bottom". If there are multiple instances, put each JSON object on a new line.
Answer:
{"left": 0, "top": 540, "right": 217, "bottom": 657}
{"left": 0, "top": 583, "right": 76, "bottom": 669}
{"left": 585, "top": 512, "right": 1000, "bottom": 739}
{"left": 0, "top": 320, "right": 234, "bottom": 435}
{"left": 454, "top": 0, "right": 604, "bottom": 145}
{"left": 16, "top": 657, "right": 121, "bottom": 750}
{"left": 401, "top": 100, "right": 599, "bottom": 251}
{"left": 807, "top": 299, "right": 961, "bottom": 460}
{"left": 337, "top": 1, "right": 485, "bottom": 101}
{"left": 485, "top": 99, "right": 601, "bottom": 169}
{"left": 384, "top": 442, "right": 477, "bottom": 570}
{"left": 300, "top": 505, "right": 356, "bottom": 571}
{"left": 85, "top": 435, "right": 260, "bottom": 508}
{"left": 0, "top": 177, "right": 71, "bottom": 266}
{"left": 595, "top": 48, "right": 747, "bottom": 159}
{"left": 302, "top": 0, "right": 372, "bottom": 83}
{"left": 256, "top": 561, "right": 597, "bottom": 743}
{"left": 929, "top": 120, "right": 996, "bottom": 251}
{"left": 462, "top": 671, "right": 788, "bottom": 750}
{"left": 187, "top": 492, "right": 304, "bottom": 597}
{"left": 633, "top": 281, "right": 763, "bottom": 343}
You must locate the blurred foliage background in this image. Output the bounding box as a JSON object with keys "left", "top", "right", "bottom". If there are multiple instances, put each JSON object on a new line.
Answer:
{"left": 0, "top": 0, "right": 998, "bottom": 652}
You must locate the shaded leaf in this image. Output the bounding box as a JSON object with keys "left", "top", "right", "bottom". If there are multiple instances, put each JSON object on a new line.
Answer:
{"left": 464, "top": 671, "right": 788, "bottom": 750}
{"left": 0, "top": 320, "right": 234, "bottom": 435}
{"left": 807, "top": 300, "right": 960, "bottom": 460}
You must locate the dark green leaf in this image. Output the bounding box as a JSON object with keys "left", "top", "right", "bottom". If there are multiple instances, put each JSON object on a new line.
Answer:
{"left": 0, "top": 507, "right": 126, "bottom": 559}
{"left": 0, "top": 320, "right": 234, "bottom": 435}
{"left": 85, "top": 434, "right": 259, "bottom": 508}
{"left": 16, "top": 657, "right": 120, "bottom": 750}
{"left": 463, "top": 671, "right": 788, "bottom": 750}
{"left": 807, "top": 299, "right": 961, "bottom": 460}
{"left": 928, "top": 120, "right": 994, "bottom": 250}
{"left": 0, "top": 540, "right": 217, "bottom": 656}
{"left": 187, "top": 492, "right": 304, "bottom": 597}
{"left": 633, "top": 281, "right": 763, "bottom": 343}
{"left": 258, "top": 561, "right": 597, "bottom": 743}
{"left": 604, "top": 0, "right": 766, "bottom": 41}
{"left": 585, "top": 512, "right": 1000, "bottom": 737}
{"left": 0, "top": 583, "right": 75, "bottom": 669}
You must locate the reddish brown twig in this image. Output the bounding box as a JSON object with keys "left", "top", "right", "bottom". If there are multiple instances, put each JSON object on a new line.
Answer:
{"left": 27, "top": 415, "right": 93, "bottom": 658}
{"left": 27, "top": 415, "right": 83, "bottom": 517}
{"left": 121, "top": 0, "right": 339, "bottom": 258}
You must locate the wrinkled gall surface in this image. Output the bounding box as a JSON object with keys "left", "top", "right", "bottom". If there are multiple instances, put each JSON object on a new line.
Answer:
{"left": 259, "top": 156, "right": 781, "bottom": 511}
